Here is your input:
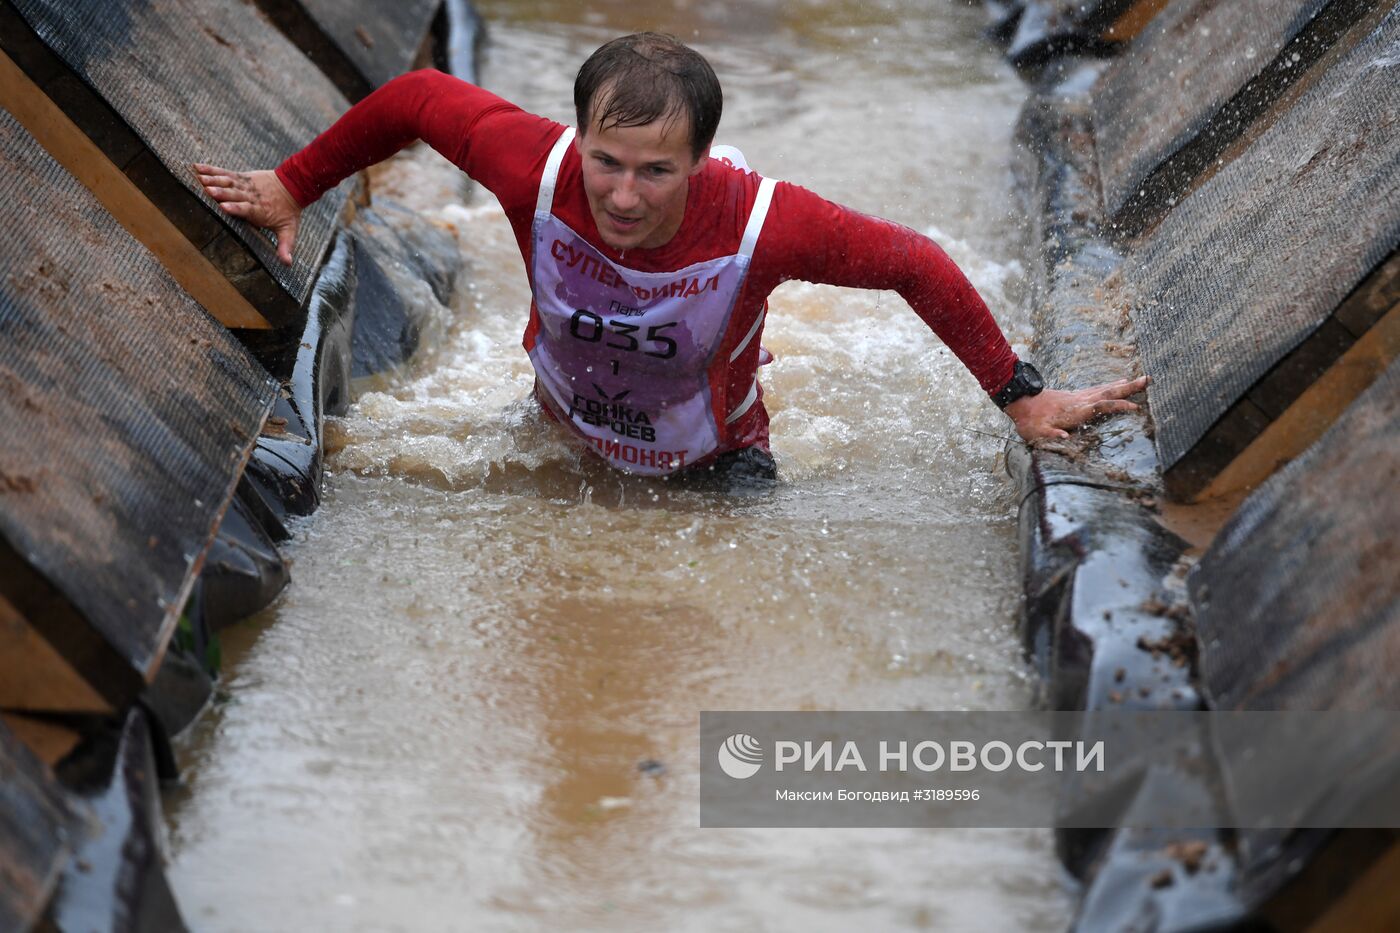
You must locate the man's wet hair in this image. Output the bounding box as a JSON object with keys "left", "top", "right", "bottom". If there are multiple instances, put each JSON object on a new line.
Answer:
{"left": 574, "top": 33, "right": 722, "bottom": 161}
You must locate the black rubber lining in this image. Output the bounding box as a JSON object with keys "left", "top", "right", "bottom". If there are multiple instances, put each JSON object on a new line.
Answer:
{"left": 1008, "top": 68, "right": 1253, "bottom": 923}
{"left": 0, "top": 107, "right": 276, "bottom": 685}
{"left": 240, "top": 231, "right": 356, "bottom": 522}
{"left": 0, "top": 719, "right": 92, "bottom": 933}
{"left": 1127, "top": 6, "right": 1400, "bottom": 487}
{"left": 1093, "top": 0, "right": 1377, "bottom": 233}
{"left": 1190, "top": 357, "right": 1400, "bottom": 712}
{"left": 47, "top": 709, "right": 189, "bottom": 932}
{"left": 1009, "top": 17, "right": 1398, "bottom": 930}
{"left": 7, "top": 0, "right": 353, "bottom": 316}
{"left": 1007, "top": 0, "right": 1134, "bottom": 69}
{"left": 200, "top": 495, "right": 289, "bottom": 633}
{"left": 1073, "top": 803, "right": 1242, "bottom": 931}
{"left": 349, "top": 235, "right": 419, "bottom": 378}
{"left": 985, "top": 1, "right": 1026, "bottom": 44}
{"left": 442, "top": 0, "right": 487, "bottom": 85}
{"left": 348, "top": 199, "right": 459, "bottom": 377}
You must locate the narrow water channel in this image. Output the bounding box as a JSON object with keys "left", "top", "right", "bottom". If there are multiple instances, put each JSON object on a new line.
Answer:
{"left": 165, "top": 1, "right": 1071, "bottom": 928}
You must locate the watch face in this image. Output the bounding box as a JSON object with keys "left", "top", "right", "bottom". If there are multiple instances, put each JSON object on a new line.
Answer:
{"left": 1021, "top": 364, "right": 1044, "bottom": 393}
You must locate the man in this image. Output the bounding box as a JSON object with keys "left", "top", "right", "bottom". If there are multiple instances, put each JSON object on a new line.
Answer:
{"left": 195, "top": 33, "right": 1146, "bottom": 482}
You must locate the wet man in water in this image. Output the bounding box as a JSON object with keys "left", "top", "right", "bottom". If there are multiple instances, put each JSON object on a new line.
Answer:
{"left": 195, "top": 33, "right": 1147, "bottom": 483}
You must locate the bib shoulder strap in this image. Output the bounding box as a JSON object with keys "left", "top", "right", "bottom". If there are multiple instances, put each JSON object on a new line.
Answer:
{"left": 535, "top": 126, "right": 577, "bottom": 215}
{"left": 738, "top": 176, "right": 778, "bottom": 260}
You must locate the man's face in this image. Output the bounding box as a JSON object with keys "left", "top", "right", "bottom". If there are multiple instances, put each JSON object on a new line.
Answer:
{"left": 576, "top": 108, "right": 707, "bottom": 252}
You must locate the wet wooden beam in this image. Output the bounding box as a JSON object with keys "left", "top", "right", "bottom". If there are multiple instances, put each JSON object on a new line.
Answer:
{"left": 0, "top": 595, "right": 111, "bottom": 715}
{"left": 1096, "top": 0, "right": 1380, "bottom": 236}
{"left": 1198, "top": 257, "right": 1400, "bottom": 501}
{"left": 0, "top": 718, "right": 89, "bottom": 933}
{"left": 0, "top": 0, "right": 356, "bottom": 330}
{"left": 1102, "top": 0, "right": 1170, "bottom": 42}
{"left": 0, "top": 103, "right": 277, "bottom": 711}
{"left": 1306, "top": 839, "right": 1400, "bottom": 933}
{"left": 0, "top": 46, "right": 272, "bottom": 331}
{"left": 1254, "top": 830, "right": 1400, "bottom": 932}
{"left": 1126, "top": 8, "right": 1400, "bottom": 501}
{"left": 0, "top": 714, "right": 82, "bottom": 767}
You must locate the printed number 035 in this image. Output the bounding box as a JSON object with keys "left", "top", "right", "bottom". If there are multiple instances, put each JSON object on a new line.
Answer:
{"left": 570, "top": 309, "right": 677, "bottom": 359}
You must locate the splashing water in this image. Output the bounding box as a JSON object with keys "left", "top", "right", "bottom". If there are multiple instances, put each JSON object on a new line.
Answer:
{"left": 165, "top": 3, "right": 1070, "bottom": 930}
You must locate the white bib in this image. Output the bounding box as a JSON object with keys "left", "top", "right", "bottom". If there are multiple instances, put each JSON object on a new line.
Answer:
{"left": 527, "top": 128, "right": 775, "bottom": 475}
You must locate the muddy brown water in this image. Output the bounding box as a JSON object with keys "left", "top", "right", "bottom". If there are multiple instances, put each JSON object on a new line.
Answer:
{"left": 164, "top": 1, "right": 1071, "bottom": 929}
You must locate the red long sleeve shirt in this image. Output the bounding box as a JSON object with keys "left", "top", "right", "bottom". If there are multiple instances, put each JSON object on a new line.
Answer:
{"left": 277, "top": 70, "right": 1018, "bottom": 454}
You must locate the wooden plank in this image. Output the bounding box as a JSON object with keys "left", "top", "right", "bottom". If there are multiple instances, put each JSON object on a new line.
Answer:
{"left": 1336, "top": 247, "right": 1400, "bottom": 338}
{"left": 1246, "top": 317, "right": 1357, "bottom": 420}
{"left": 1163, "top": 399, "right": 1271, "bottom": 502}
{"left": 0, "top": 47, "right": 272, "bottom": 330}
{"left": 1199, "top": 296, "right": 1400, "bottom": 501}
{"left": 0, "top": 596, "right": 110, "bottom": 714}
{"left": 0, "top": 718, "right": 88, "bottom": 933}
{"left": 1254, "top": 831, "right": 1397, "bottom": 932}
{"left": 0, "top": 714, "right": 82, "bottom": 767}
{"left": 1103, "top": 0, "right": 1170, "bottom": 42}
{"left": 1095, "top": 0, "right": 1378, "bottom": 235}
{"left": 0, "top": 0, "right": 355, "bottom": 329}
{"left": 1306, "top": 841, "right": 1400, "bottom": 933}
{"left": 1190, "top": 357, "right": 1400, "bottom": 711}
{"left": 0, "top": 543, "right": 142, "bottom": 712}
{"left": 1130, "top": 7, "right": 1400, "bottom": 499}
{"left": 0, "top": 104, "right": 277, "bottom": 703}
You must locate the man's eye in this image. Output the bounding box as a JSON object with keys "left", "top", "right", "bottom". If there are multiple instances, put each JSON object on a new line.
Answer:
{"left": 648, "top": 166, "right": 671, "bottom": 177}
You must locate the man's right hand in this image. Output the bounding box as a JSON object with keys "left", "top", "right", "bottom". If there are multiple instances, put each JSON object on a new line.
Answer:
{"left": 193, "top": 164, "right": 302, "bottom": 266}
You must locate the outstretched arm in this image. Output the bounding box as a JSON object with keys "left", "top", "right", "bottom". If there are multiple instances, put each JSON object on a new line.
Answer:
{"left": 193, "top": 70, "right": 558, "bottom": 265}
{"left": 759, "top": 184, "right": 1147, "bottom": 443}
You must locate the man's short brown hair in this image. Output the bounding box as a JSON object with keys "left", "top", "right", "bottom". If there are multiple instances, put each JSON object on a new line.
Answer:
{"left": 574, "top": 33, "right": 723, "bottom": 161}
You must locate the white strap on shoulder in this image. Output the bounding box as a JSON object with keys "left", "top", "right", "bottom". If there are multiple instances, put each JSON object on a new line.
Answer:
{"left": 738, "top": 176, "right": 777, "bottom": 259}
{"left": 536, "top": 126, "right": 576, "bottom": 215}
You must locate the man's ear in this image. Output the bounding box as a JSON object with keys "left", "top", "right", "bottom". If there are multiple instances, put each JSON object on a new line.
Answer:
{"left": 688, "top": 146, "right": 711, "bottom": 176}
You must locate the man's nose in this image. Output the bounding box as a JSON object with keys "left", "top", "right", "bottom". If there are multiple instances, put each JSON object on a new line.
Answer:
{"left": 610, "top": 173, "right": 641, "bottom": 211}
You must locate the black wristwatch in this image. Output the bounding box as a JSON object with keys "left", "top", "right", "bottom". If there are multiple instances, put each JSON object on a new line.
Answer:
{"left": 991, "top": 360, "right": 1045, "bottom": 409}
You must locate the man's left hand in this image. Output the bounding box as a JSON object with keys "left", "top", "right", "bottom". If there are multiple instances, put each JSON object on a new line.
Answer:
{"left": 1003, "top": 375, "right": 1150, "bottom": 443}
